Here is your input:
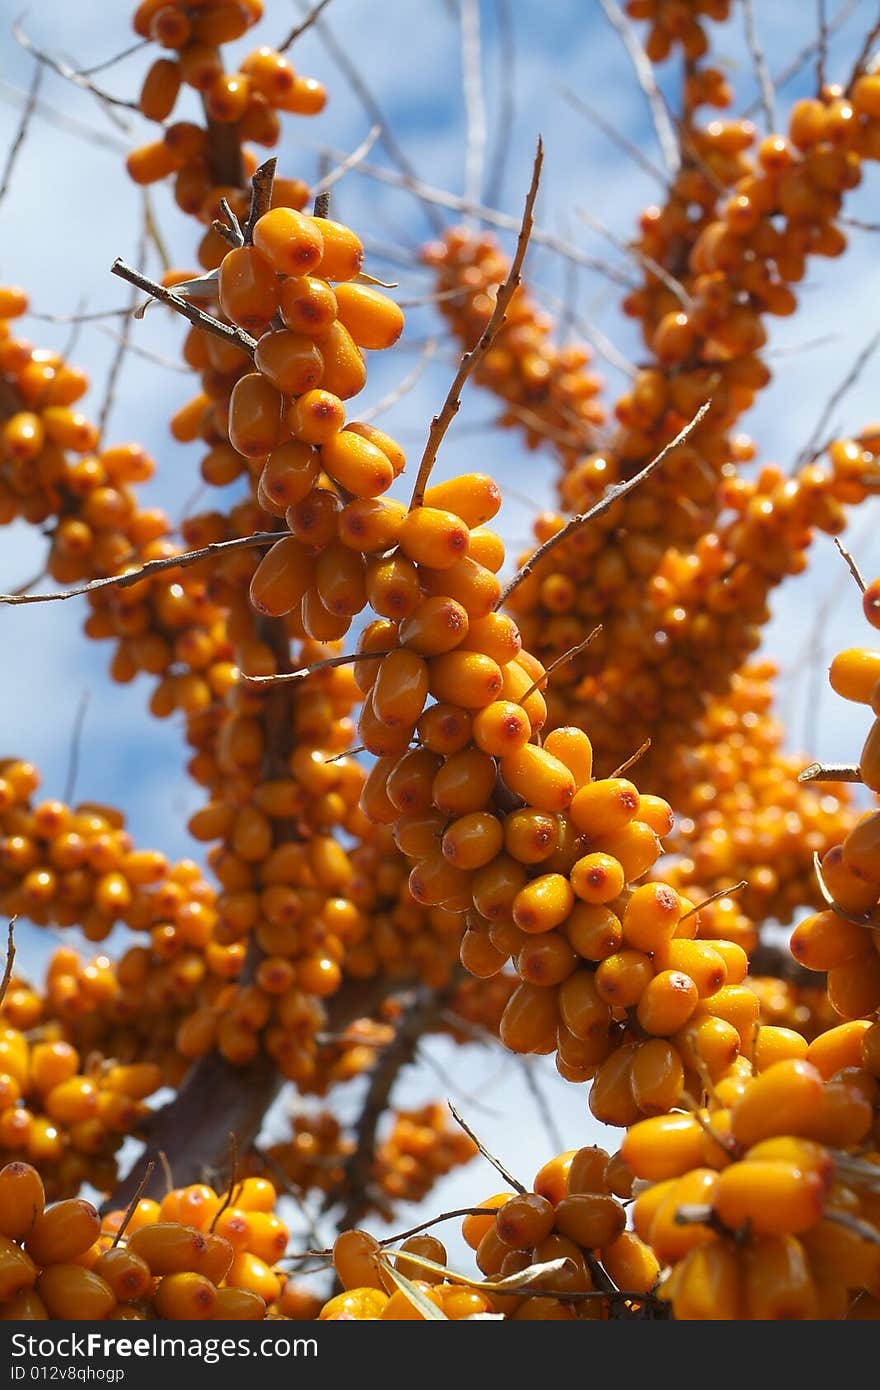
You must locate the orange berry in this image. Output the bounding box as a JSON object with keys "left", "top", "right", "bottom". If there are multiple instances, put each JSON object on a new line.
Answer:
{"left": 254, "top": 329, "right": 324, "bottom": 395}
{"left": 571, "top": 852, "right": 626, "bottom": 905}
{"left": 252, "top": 208, "right": 324, "bottom": 276}
{"left": 311, "top": 219, "right": 364, "bottom": 282}
{"left": 333, "top": 283, "right": 404, "bottom": 349}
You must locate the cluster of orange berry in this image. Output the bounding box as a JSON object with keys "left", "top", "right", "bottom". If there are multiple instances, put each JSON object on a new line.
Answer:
{"left": 319, "top": 1227, "right": 496, "bottom": 1320}
{"left": 421, "top": 229, "right": 604, "bottom": 477}
{"left": 790, "top": 583, "right": 880, "bottom": 1018}
{"left": 0, "top": 1162, "right": 306, "bottom": 1319}
{"left": 662, "top": 662, "right": 857, "bottom": 946}
{"left": 130, "top": 0, "right": 322, "bottom": 269}
{"left": 622, "top": 1045, "right": 880, "bottom": 1318}
{"left": 625, "top": 0, "right": 731, "bottom": 62}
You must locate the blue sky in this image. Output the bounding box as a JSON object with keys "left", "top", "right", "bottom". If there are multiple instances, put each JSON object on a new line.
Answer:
{"left": 2, "top": 0, "right": 880, "bottom": 1256}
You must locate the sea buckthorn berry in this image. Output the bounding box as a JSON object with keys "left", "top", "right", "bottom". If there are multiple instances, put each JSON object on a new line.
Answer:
{"left": 715, "top": 1162, "right": 826, "bottom": 1237}
{"left": 139, "top": 57, "right": 181, "bottom": 121}
{"left": 93, "top": 1248, "right": 152, "bottom": 1303}
{"left": 654, "top": 940, "right": 727, "bottom": 997}
{"left": 154, "top": 1271, "right": 218, "bottom": 1320}
{"left": 674, "top": 1016, "right": 741, "bottom": 1079}
{"left": 471, "top": 855, "right": 527, "bottom": 920}
{"left": 558, "top": 970, "right": 611, "bottom": 1040}
{"left": 386, "top": 748, "right": 443, "bottom": 815}
{"left": 0, "top": 1163, "right": 45, "bottom": 1239}
{"left": 495, "top": 1193, "right": 556, "bottom": 1249}
{"left": 829, "top": 647, "right": 880, "bottom": 703}
{"left": 472, "top": 700, "right": 531, "bottom": 756}
{"left": 554, "top": 1193, "right": 625, "bottom": 1249}
{"left": 570, "top": 778, "right": 639, "bottom": 837}
{"left": 827, "top": 955, "right": 880, "bottom": 1019}
{"left": 441, "top": 813, "right": 503, "bottom": 870}
{"left": 254, "top": 330, "right": 324, "bottom": 395}
{"left": 571, "top": 853, "right": 626, "bottom": 906}
{"left": 730, "top": 1059, "right": 825, "bottom": 1148}
{"left": 428, "top": 651, "right": 503, "bottom": 708}
{"left": 218, "top": 245, "right": 279, "bottom": 333}
{"left": 860, "top": 717, "right": 880, "bottom": 791}
{"left": 648, "top": 1171, "right": 720, "bottom": 1265}
{"left": 635, "top": 969, "right": 699, "bottom": 1036}
{"left": 789, "top": 909, "right": 870, "bottom": 971}
{"left": 589, "top": 1045, "right": 641, "bottom": 1127}
{"left": 417, "top": 703, "right": 472, "bottom": 755}
{"left": 393, "top": 1236, "right": 447, "bottom": 1285}
{"left": 516, "top": 932, "right": 577, "bottom": 986}
{"left": 621, "top": 1113, "right": 707, "bottom": 1181}
{"left": 0, "top": 1237, "right": 37, "bottom": 1301}
{"left": 320, "top": 1287, "right": 388, "bottom": 1319}
{"left": 25, "top": 1200, "right": 101, "bottom": 1267}
{"left": 333, "top": 283, "right": 404, "bottom": 350}
{"left": 500, "top": 745, "right": 576, "bottom": 814}
{"left": 597, "top": 822, "right": 661, "bottom": 882}
{"left": 399, "top": 596, "right": 469, "bottom": 655}
{"left": 36, "top": 1265, "right": 115, "bottom": 1320}
{"left": 311, "top": 220, "right": 364, "bottom": 282}
{"left": 503, "top": 808, "right": 559, "bottom": 864}
{"left": 340, "top": 497, "right": 406, "bottom": 553}
{"left": 461, "top": 1194, "right": 515, "bottom": 1250}
{"left": 601, "top": 1231, "right": 659, "bottom": 1294}
{"left": 423, "top": 474, "right": 502, "bottom": 529}
{"left": 370, "top": 649, "right": 428, "bottom": 727}
{"left": 460, "top": 922, "right": 508, "bottom": 977}
{"left": 512, "top": 874, "right": 574, "bottom": 934}
{"left": 805, "top": 1020, "right": 873, "bottom": 1079}
{"left": 333, "top": 1230, "right": 388, "bottom": 1291}
{"left": 667, "top": 1242, "right": 742, "bottom": 1320}
{"left": 317, "top": 322, "right": 367, "bottom": 399}
{"left": 742, "top": 1235, "right": 818, "bottom": 1320}
{"left": 252, "top": 208, "right": 324, "bottom": 276}
{"left": 315, "top": 543, "right": 367, "bottom": 616}
{"left": 499, "top": 981, "right": 559, "bottom": 1054}
{"left": 279, "top": 276, "right": 338, "bottom": 336}
{"left": 693, "top": 984, "right": 761, "bottom": 1052}
{"left": 320, "top": 430, "right": 394, "bottom": 498}
{"left": 260, "top": 440, "right": 320, "bottom": 510}
{"left": 398, "top": 507, "right": 470, "bottom": 569}
{"left": 249, "top": 537, "right": 311, "bottom": 617}
{"left": 630, "top": 1038, "right": 685, "bottom": 1113}
{"left": 566, "top": 1147, "right": 611, "bottom": 1196}
{"left": 228, "top": 373, "right": 283, "bottom": 458}
{"left": 432, "top": 748, "right": 496, "bottom": 816}
{"left": 541, "top": 728, "right": 593, "bottom": 787}
{"left": 622, "top": 883, "right": 682, "bottom": 953}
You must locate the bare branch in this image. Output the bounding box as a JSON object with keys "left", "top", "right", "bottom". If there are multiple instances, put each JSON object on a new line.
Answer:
{"left": 243, "top": 158, "right": 277, "bottom": 245}
{"left": 63, "top": 691, "right": 91, "bottom": 806}
{"left": 519, "top": 626, "right": 602, "bottom": 704}
{"left": 795, "top": 330, "right": 880, "bottom": 468}
{"left": 678, "top": 881, "right": 748, "bottom": 923}
{"left": 834, "top": 535, "right": 867, "bottom": 592}
{"left": 596, "top": 0, "right": 680, "bottom": 174}
{"left": 742, "top": 0, "right": 776, "bottom": 130}
{"left": 409, "top": 138, "right": 543, "bottom": 508}
{"left": 311, "top": 125, "right": 381, "bottom": 198}
{"left": 742, "top": 0, "right": 857, "bottom": 117}
{"left": 576, "top": 206, "right": 692, "bottom": 309}
{"left": 517, "top": 1058, "right": 565, "bottom": 1154}
{"left": 0, "top": 56, "right": 42, "bottom": 209}
{"left": 0, "top": 920, "right": 16, "bottom": 1008}
{"left": 0, "top": 533, "right": 281, "bottom": 607}
{"left": 498, "top": 400, "right": 711, "bottom": 608}
{"left": 460, "top": 0, "right": 487, "bottom": 211}
{"left": 562, "top": 87, "right": 666, "bottom": 187}
{"left": 485, "top": 0, "right": 515, "bottom": 207}
{"left": 816, "top": 0, "right": 829, "bottom": 92}
{"left": 278, "top": 0, "right": 335, "bottom": 52}
{"left": 13, "top": 21, "right": 139, "bottom": 118}
{"left": 798, "top": 762, "right": 861, "bottom": 783}
{"left": 850, "top": 12, "right": 880, "bottom": 85}
{"left": 110, "top": 1161, "right": 156, "bottom": 1246}
{"left": 610, "top": 738, "right": 652, "bottom": 780}
{"left": 79, "top": 38, "right": 150, "bottom": 78}
{"left": 447, "top": 1102, "right": 526, "bottom": 1193}
{"left": 0, "top": 78, "right": 128, "bottom": 153}
{"left": 243, "top": 648, "right": 390, "bottom": 687}
{"left": 111, "top": 258, "right": 257, "bottom": 355}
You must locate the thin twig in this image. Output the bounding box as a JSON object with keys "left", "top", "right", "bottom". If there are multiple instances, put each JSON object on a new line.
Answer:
{"left": 816, "top": 0, "right": 829, "bottom": 92}
{"left": 0, "top": 920, "right": 16, "bottom": 1008}
{"left": 0, "top": 79, "right": 129, "bottom": 153}
{"left": 825, "top": 1208, "right": 880, "bottom": 1246}
{"left": 562, "top": 88, "right": 666, "bottom": 187}
{"left": 742, "top": 0, "right": 776, "bottom": 130}
{"left": 517, "top": 1058, "right": 566, "bottom": 1154}
{"left": 742, "top": 0, "right": 857, "bottom": 117}
{"left": 243, "top": 648, "right": 390, "bottom": 687}
{"left": 485, "top": 0, "right": 515, "bottom": 207}
{"left": 409, "top": 138, "right": 543, "bottom": 508}
{"left": 242, "top": 158, "right": 277, "bottom": 245}
{"left": 498, "top": 400, "right": 711, "bottom": 608}
{"left": 460, "top": 0, "right": 487, "bottom": 212}
{"left": 850, "top": 12, "right": 880, "bottom": 84}
{"left": 795, "top": 330, "right": 880, "bottom": 468}
{"left": 278, "top": 0, "right": 335, "bottom": 52}
{"left": 678, "top": 881, "right": 748, "bottom": 922}
{"left": 0, "top": 57, "right": 42, "bottom": 208}
{"left": 302, "top": 3, "right": 446, "bottom": 236}
{"left": 596, "top": 0, "right": 679, "bottom": 174}
{"left": 0, "top": 533, "right": 281, "bottom": 607}
{"left": 111, "top": 1161, "right": 156, "bottom": 1247}
{"left": 359, "top": 338, "right": 438, "bottom": 423}
{"left": 79, "top": 37, "right": 150, "bottom": 77}
{"left": 798, "top": 762, "right": 861, "bottom": 783}
{"left": 834, "top": 535, "right": 867, "bottom": 592}
{"left": 610, "top": 738, "right": 652, "bottom": 780}
{"left": 13, "top": 22, "right": 139, "bottom": 118}
{"left": 63, "top": 691, "right": 91, "bottom": 806}
{"left": 99, "top": 204, "right": 149, "bottom": 441}
{"left": 840, "top": 215, "right": 880, "bottom": 232}
{"left": 311, "top": 125, "right": 381, "bottom": 198}
{"left": 576, "top": 206, "right": 692, "bottom": 309}
{"left": 519, "top": 626, "right": 602, "bottom": 703}
{"left": 111, "top": 259, "right": 257, "bottom": 354}
{"left": 447, "top": 1101, "right": 526, "bottom": 1193}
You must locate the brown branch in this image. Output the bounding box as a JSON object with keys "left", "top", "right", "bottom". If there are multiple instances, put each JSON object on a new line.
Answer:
{"left": 243, "top": 158, "right": 277, "bottom": 245}
{"left": 332, "top": 987, "right": 450, "bottom": 1232}
{"left": 0, "top": 56, "right": 42, "bottom": 207}
{"left": 12, "top": 22, "right": 139, "bottom": 117}
{"left": 562, "top": 87, "right": 666, "bottom": 187}
{"left": 243, "top": 649, "right": 391, "bottom": 688}
{"left": 63, "top": 691, "right": 91, "bottom": 806}
{"left": 742, "top": 0, "right": 776, "bottom": 130}
{"left": 678, "top": 881, "right": 748, "bottom": 922}
{"left": 816, "top": 0, "right": 829, "bottom": 92}
{"left": 409, "top": 137, "right": 543, "bottom": 508}
{"left": 0, "top": 919, "right": 16, "bottom": 1007}
{"left": 111, "top": 1161, "right": 156, "bottom": 1246}
{"left": 484, "top": 0, "right": 515, "bottom": 207}
{"left": 595, "top": 0, "right": 679, "bottom": 174}
{"left": 447, "top": 1101, "right": 526, "bottom": 1194}
{"left": 0, "top": 533, "right": 280, "bottom": 607}
{"left": 610, "top": 738, "right": 652, "bottom": 780}
{"left": 110, "top": 259, "right": 257, "bottom": 355}
{"left": 834, "top": 536, "right": 867, "bottom": 593}
{"left": 80, "top": 38, "right": 150, "bottom": 78}
{"left": 278, "top": 0, "right": 336, "bottom": 52}
{"left": 850, "top": 13, "right": 880, "bottom": 85}
{"left": 519, "top": 626, "right": 602, "bottom": 704}
{"left": 498, "top": 400, "right": 711, "bottom": 608}
{"left": 311, "top": 126, "right": 381, "bottom": 199}
{"left": 795, "top": 330, "right": 880, "bottom": 469}
{"left": 798, "top": 761, "right": 861, "bottom": 783}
